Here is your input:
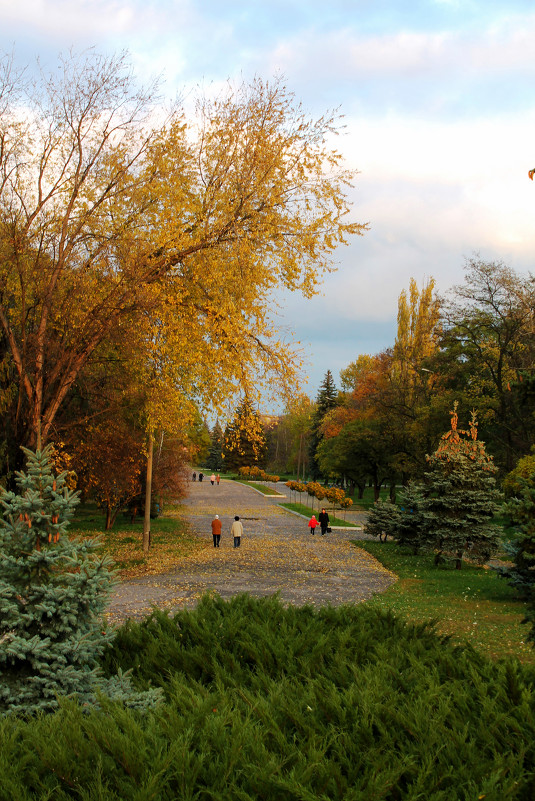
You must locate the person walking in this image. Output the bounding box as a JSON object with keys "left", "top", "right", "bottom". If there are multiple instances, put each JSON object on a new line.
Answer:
{"left": 318, "top": 507, "right": 330, "bottom": 536}
{"left": 231, "top": 515, "right": 243, "bottom": 548}
{"left": 192, "top": 471, "right": 196, "bottom": 482}
{"left": 210, "top": 473, "right": 216, "bottom": 486}
{"left": 216, "top": 474, "right": 220, "bottom": 485}
{"left": 198, "top": 472, "right": 204, "bottom": 482}
{"left": 308, "top": 514, "right": 318, "bottom": 535}
{"left": 211, "top": 514, "right": 222, "bottom": 548}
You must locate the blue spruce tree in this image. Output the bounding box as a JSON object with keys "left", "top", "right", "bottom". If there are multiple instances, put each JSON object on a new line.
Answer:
{"left": 0, "top": 446, "right": 161, "bottom": 714}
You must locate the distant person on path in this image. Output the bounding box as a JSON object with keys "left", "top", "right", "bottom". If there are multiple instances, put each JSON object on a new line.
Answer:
{"left": 216, "top": 474, "right": 220, "bottom": 485}
{"left": 198, "top": 472, "right": 204, "bottom": 482}
{"left": 210, "top": 473, "right": 216, "bottom": 485}
{"left": 318, "top": 507, "right": 330, "bottom": 536}
{"left": 211, "top": 514, "right": 222, "bottom": 548}
{"left": 308, "top": 514, "right": 318, "bottom": 535}
{"left": 231, "top": 515, "right": 243, "bottom": 548}
{"left": 192, "top": 471, "right": 196, "bottom": 482}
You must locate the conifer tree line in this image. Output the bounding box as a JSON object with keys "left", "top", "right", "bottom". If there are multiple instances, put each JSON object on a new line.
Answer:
{"left": 0, "top": 49, "right": 365, "bottom": 520}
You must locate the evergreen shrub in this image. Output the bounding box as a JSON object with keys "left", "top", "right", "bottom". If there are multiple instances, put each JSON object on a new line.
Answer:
{"left": 365, "top": 497, "right": 400, "bottom": 541}
{"left": 1, "top": 594, "right": 526, "bottom": 799}
{"left": 0, "top": 446, "right": 161, "bottom": 715}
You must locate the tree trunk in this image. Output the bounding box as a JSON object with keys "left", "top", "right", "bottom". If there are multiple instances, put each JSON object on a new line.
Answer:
{"left": 143, "top": 429, "right": 154, "bottom": 555}
{"left": 105, "top": 502, "right": 112, "bottom": 531}
{"left": 373, "top": 471, "right": 381, "bottom": 502}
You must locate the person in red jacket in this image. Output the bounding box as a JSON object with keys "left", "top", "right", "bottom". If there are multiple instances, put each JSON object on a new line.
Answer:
{"left": 211, "top": 514, "right": 222, "bottom": 548}
{"left": 308, "top": 514, "right": 318, "bottom": 535}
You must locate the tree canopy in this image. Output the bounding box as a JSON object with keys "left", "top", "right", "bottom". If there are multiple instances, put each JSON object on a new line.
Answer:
{"left": 0, "top": 50, "right": 366, "bottom": 469}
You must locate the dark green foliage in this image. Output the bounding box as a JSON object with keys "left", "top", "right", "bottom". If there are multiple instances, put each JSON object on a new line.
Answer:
{"left": 395, "top": 482, "right": 429, "bottom": 553}
{"left": 364, "top": 497, "right": 400, "bottom": 541}
{"left": 503, "top": 478, "right": 535, "bottom": 598}
{"left": 420, "top": 410, "right": 503, "bottom": 569}
{"left": 309, "top": 370, "right": 339, "bottom": 479}
{"left": 0, "top": 447, "right": 161, "bottom": 715}
{"left": 502, "top": 477, "right": 535, "bottom": 644}
{"left": 2, "top": 593, "right": 535, "bottom": 798}
{"left": 206, "top": 420, "right": 225, "bottom": 471}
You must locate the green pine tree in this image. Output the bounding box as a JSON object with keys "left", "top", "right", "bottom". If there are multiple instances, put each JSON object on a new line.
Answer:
{"left": 421, "top": 407, "right": 502, "bottom": 569}
{"left": 395, "top": 482, "right": 429, "bottom": 553}
{"left": 206, "top": 420, "right": 225, "bottom": 471}
{"left": 308, "top": 370, "right": 338, "bottom": 480}
{"left": 365, "top": 498, "right": 400, "bottom": 542}
{"left": 0, "top": 446, "right": 161, "bottom": 714}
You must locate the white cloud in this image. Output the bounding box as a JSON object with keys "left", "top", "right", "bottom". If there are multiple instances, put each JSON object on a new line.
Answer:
{"left": 256, "top": 13, "right": 535, "bottom": 98}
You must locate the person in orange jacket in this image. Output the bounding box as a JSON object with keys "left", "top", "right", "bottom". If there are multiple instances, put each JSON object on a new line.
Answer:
{"left": 211, "top": 514, "right": 222, "bottom": 548}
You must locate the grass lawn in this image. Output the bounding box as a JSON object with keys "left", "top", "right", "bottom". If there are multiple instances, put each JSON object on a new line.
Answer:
{"left": 347, "top": 486, "right": 391, "bottom": 509}
{"left": 357, "top": 540, "right": 535, "bottom": 664}
{"left": 69, "top": 503, "right": 204, "bottom": 578}
{"left": 280, "top": 501, "right": 357, "bottom": 527}
{"left": 236, "top": 480, "right": 284, "bottom": 495}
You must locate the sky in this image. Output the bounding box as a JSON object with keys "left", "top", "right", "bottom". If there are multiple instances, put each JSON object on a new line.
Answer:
{"left": 1, "top": 0, "right": 534, "bottom": 409}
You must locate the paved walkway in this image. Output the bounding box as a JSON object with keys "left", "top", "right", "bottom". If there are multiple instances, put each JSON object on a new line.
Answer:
{"left": 106, "top": 480, "right": 396, "bottom": 623}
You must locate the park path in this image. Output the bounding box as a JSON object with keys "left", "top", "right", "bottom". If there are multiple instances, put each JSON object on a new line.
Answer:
{"left": 106, "top": 479, "right": 395, "bottom": 623}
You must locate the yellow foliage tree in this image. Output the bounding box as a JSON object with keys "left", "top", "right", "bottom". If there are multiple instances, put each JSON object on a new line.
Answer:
{"left": 0, "top": 51, "right": 366, "bottom": 455}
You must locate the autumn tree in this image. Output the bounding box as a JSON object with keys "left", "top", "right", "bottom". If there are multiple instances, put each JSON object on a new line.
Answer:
{"left": 439, "top": 259, "right": 535, "bottom": 470}
{"left": 503, "top": 448, "right": 535, "bottom": 497}
{"left": 381, "top": 276, "right": 443, "bottom": 482}
{"left": 223, "top": 398, "right": 267, "bottom": 471}
{"left": 268, "top": 394, "right": 313, "bottom": 478}
{"left": 0, "top": 50, "right": 366, "bottom": 464}
{"left": 72, "top": 418, "right": 143, "bottom": 530}
{"left": 319, "top": 280, "right": 442, "bottom": 495}
{"left": 317, "top": 413, "right": 394, "bottom": 500}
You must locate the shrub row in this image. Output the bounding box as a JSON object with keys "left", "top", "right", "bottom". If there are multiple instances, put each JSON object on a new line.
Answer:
{"left": 286, "top": 480, "right": 353, "bottom": 511}
{"left": 238, "top": 465, "right": 280, "bottom": 483}
{"left": 2, "top": 594, "right": 535, "bottom": 799}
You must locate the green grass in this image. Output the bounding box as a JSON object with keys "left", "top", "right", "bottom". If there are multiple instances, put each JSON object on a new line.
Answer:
{"left": 356, "top": 540, "right": 535, "bottom": 664}
{"left": 237, "top": 480, "right": 284, "bottom": 495}
{"left": 347, "top": 486, "right": 393, "bottom": 509}
{"left": 69, "top": 503, "right": 203, "bottom": 576}
{"left": 280, "top": 501, "right": 357, "bottom": 527}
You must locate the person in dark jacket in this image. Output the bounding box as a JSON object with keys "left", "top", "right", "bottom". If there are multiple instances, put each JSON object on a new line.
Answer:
{"left": 318, "top": 507, "right": 329, "bottom": 535}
